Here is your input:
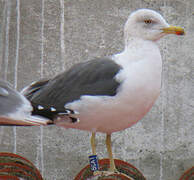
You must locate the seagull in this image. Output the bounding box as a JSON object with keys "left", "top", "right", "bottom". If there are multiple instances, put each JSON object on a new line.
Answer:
{"left": 0, "top": 80, "right": 78, "bottom": 126}
{"left": 22, "top": 9, "right": 184, "bottom": 176}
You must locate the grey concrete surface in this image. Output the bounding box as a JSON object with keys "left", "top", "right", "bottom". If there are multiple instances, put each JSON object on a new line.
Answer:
{"left": 0, "top": 0, "right": 193, "bottom": 179}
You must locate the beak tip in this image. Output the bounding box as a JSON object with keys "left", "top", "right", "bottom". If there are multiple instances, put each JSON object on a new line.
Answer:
{"left": 177, "top": 31, "right": 185, "bottom": 36}
{"left": 175, "top": 28, "right": 185, "bottom": 36}
{"left": 163, "top": 26, "right": 185, "bottom": 36}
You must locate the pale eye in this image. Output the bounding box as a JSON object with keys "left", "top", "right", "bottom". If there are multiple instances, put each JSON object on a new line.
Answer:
{"left": 144, "top": 19, "right": 152, "bottom": 24}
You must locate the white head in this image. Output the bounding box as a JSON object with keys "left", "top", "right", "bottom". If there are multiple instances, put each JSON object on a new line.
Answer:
{"left": 124, "top": 9, "right": 184, "bottom": 44}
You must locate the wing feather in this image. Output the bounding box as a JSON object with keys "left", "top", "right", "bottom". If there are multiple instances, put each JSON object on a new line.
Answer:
{"left": 26, "top": 58, "right": 122, "bottom": 108}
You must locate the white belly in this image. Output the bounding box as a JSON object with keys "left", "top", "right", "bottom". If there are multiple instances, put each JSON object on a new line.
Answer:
{"left": 58, "top": 56, "right": 162, "bottom": 134}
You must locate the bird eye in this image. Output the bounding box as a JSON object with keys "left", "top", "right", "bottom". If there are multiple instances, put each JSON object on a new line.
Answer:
{"left": 144, "top": 19, "right": 152, "bottom": 24}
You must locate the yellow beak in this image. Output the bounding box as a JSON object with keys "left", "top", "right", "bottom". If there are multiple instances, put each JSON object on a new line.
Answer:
{"left": 162, "top": 26, "right": 185, "bottom": 35}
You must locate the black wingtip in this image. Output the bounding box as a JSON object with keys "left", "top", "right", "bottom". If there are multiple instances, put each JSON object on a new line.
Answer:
{"left": 70, "top": 117, "right": 80, "bottom": 123}
{"left": 31, "top": 102, "right": 79, "bottom": 122}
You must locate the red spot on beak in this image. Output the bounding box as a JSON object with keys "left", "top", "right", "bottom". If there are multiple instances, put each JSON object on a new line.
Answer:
{"left": 176, "top": 31, "right": 184, "bottom": 35}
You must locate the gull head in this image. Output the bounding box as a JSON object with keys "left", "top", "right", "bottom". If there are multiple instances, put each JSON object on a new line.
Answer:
{"left": 124, "top": 9, "right": 185, "bottom": 44}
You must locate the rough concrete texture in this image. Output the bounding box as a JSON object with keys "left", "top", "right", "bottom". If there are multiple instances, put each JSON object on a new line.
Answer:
{"left": 0, "top": 0, "right": 193, "bottom": 179}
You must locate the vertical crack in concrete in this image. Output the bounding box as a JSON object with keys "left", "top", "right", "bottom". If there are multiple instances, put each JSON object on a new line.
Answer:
{"left": 40, "top": 126, "right": 44, "bottom": 176}
{"left": 60, "top": 0, "right": 65, "bottom": 71}
{"left": 0, "top": 0, "right": 7, "bottom": 147}
{"left": 0, "top": 3, "right": 6, "bottom": 77}
{"left": 40, "top": 0, "right": 45, "bottom": 78}
{"left": 39, "top": 0, "right": 45, "bottom": 177}
{"left": 4, "top": 0, "right": 11, "bottom": 81}
{"left": 4, "top": 0, "right": 17, "bottom": 154}
{"left": 14, "top": 0, "right": 20, "bottom": 90}
{"left": 13, "top": 0, "right": 21, "bottom": 155}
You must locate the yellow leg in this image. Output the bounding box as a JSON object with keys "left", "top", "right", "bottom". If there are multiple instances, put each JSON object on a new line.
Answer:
{"left": 91, "top": 132, "right": 96, "bottom": 155}
{"left": 106, "top": 134, "right": 117, "bottom": 172}
{"left": 90, "top": 132, "right": 101, "bottom": 176}
{"left": 90, "top": 133, "right": 133, "bottom": 178}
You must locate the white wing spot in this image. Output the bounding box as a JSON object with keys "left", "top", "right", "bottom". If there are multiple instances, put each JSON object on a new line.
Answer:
{"left": 50, "top": 107, "right": 56, "bottom": 112}
{"left": 65, "top": 110, "right": 71, "bottom": 114}
{"left": 38, "top": 105, "right": 44, "bottom": 110}
{"left": 73, "top": 110, "right": 79, "bottom": 115}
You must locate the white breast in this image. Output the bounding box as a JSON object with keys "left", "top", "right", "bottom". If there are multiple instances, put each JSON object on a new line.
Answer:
{"left": 59, "top": 40, "right": 162, "bottom": 134}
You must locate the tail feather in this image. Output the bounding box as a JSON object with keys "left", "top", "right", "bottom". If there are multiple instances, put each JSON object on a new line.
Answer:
{"left": 21, "top": 79, "right": 49, "bottom": 100}
{"left": 24, "top": 115, "right": 52, "bottom": 125}
{"left": 21, "top": 80, "right": 80, "bottom": 125}
{"left": 0, "top": 116, "right": 52, "bottom": 126}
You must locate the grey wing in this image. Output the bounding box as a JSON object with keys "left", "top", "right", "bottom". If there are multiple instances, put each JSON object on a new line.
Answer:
{"left": 0, "top": 80, "right": 52, "bottom": 126}
{"left": 26, "top": 57, "right": 122, "bottom": 108}
{"left": 0, "top": 87, "right": 9, "bottom": 96}
{"left": 0, "top": 80, "right": 30, "bottom": 117}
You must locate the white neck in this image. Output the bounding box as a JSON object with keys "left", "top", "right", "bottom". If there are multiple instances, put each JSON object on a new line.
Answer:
{"left": 125, "top": 37, "right": 158, "bottom": 49}
{"left": 113, "top": 38, "right": 161, "bottom": 66}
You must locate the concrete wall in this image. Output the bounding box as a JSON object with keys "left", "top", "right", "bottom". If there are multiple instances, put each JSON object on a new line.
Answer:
{"left": 0, "top": 0, "right": 193, "bottom": 179}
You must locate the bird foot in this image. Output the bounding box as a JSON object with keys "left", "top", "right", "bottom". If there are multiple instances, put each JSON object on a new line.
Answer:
{"left": 93, "top": 170, "right": 115, "bottom": 177}
{"left": 93, "top": 170, "right": 134, "bottom": 179}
